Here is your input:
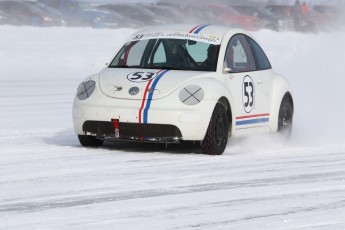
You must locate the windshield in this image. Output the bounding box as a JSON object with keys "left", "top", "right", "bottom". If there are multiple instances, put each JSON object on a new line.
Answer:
{"left": 109, "top": 39, "right": 220, "bottom": 71}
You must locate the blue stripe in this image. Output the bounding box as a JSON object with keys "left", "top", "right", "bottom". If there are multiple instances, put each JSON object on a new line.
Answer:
{"left": 194, "top": 24, "right": 209, "bottom": 34}
{"left": 143, "top": 70, "right": 169, "bottom": 123}
{"left": 236, "top": 118, "right": 269, "bottom": 126}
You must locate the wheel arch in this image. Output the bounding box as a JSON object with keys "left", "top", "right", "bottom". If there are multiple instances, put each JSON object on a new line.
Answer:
{"left": 218, "top": 96, "right": 233, "bottom": 132}
{"left": 180, "top": 76, "right": 235, "bottom": 140}
{"left": 270, "top": 74, "right": 294, "bottom": 132}
{"left": 201, "top": 99, "right": 231, "bottom": 155}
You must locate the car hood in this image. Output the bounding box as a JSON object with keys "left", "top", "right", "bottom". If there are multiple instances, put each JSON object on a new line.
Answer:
{"left": 98, "top": 68, "right": 210, "bottom": 100}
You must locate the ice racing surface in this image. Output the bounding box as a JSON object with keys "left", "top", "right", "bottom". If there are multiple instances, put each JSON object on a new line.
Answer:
{"left": 1, "top": 26, "right": 345, "bottom": 229}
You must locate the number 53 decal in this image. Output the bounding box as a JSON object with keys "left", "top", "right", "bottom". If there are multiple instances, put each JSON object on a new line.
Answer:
{"left": 127, "top": 72, "right": 157, "bottom": 83}
{"left": 242, "top": 75, "right": 254, "bottom": 113}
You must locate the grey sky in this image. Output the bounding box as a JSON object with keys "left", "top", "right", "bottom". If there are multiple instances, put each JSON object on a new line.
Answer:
{"left": 79, "top": 0, "right": 340, "bottom": 5}
{"left": 80, "top": 0, "right": 156, "bottom": 3}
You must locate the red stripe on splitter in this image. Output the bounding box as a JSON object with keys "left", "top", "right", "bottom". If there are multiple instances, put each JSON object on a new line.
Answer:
{"left": 189, "top": 24, "right": 202, "bottom": 33}
{"left": 236, "top": 113, "right": 270, "bottom": 120}
{"left": 111, "top": 119, "right": 120, "bottom": 138}
{"left": 138, "top": 69, "right": 164, "bottom": 124}
{"left": 112, "top": 119, "right": 119, "bottom": 129}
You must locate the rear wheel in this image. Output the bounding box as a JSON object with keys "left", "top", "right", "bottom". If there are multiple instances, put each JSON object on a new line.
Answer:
{"left": 201, "top": 103, "right": 229, "bottom": 155}
{"left": 277, "top": 96, "right": 293, "bottom": 139}
{"left": 78, "top": 135, "right": 103, "bottom": 147}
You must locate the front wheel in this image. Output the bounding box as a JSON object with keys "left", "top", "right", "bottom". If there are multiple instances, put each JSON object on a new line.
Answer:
{"left": 78, "top": 135, "right": 103, "bottom": 147}
{"left": 201, "top": 103, "right": 230, "bottom": 155}
{"left": 277, "top": 96, "right": 293, "bottom": 139}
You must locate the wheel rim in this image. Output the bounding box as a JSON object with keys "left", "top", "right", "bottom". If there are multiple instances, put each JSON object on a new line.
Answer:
{"left": 215, "top": 113, "right": 225, "bottom": 145}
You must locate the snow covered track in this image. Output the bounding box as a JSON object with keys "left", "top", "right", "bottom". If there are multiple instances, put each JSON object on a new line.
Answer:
{"left": 1, "top": 26, "right": 345, "bottom": 229}
{"left": 1, "top": 135, "right": 345, "bottom": 229}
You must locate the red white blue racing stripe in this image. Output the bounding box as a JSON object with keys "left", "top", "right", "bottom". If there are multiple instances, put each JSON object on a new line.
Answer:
{"left": 236, "top": 113, "right": 270, "bottom": 126}
{"left": 139, "top": 69, "right": 170, "bottom": 124}
{"left": 189, "top": 24, "right": 210, "bottom": 34}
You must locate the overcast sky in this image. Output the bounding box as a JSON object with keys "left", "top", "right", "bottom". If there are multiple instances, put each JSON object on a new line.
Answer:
{"left": 79, "top": 0, "right": 340, "bottom": 5}
{"left": 80, "top": 0, "right": 156, "bottom": 3}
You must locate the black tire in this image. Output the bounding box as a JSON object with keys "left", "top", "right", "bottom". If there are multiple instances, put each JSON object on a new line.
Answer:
{"left": 201, "top": 103, "right": 230, "bottom": 155}
{"left": 277, "top": 96, "right": 293, "bottom": 139}
{"left": 78, "top": 135, "right": 103, "bottom": 147}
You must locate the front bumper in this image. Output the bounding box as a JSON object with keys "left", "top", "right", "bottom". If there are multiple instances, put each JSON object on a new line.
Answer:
{"left": 72, "top": 88, "right": 217, "bottom": 141}
{"left": 82, "top": 120, "right": 182, "bottom": 143}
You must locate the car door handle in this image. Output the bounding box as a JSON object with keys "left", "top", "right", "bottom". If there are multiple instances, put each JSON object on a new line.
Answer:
{"left": 257, "top": 80, "right": 263, "bottom": 84}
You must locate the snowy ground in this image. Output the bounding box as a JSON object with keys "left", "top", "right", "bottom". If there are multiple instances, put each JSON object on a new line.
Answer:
{"left": 0, "top": 26, "right": 345, "bottom": 229}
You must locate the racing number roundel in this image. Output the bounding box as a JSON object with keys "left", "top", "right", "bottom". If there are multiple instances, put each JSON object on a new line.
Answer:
{"left": 242, "top": 75, "right": 254, "bottom": 113}
{"left": 127, "top": 72, "right": 157, "bottom": 83}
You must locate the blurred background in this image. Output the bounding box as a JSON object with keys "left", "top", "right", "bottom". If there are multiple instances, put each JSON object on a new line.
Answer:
{"left": 0, "top": 0, "right": 344, "bottom": 33}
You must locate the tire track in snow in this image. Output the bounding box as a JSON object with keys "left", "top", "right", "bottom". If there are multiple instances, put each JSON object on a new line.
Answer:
{"left": 1, "top": 169, "right": 344, "bottom": 214}
{"left": 178, "top": 199, "right": 345, "bottom": 230}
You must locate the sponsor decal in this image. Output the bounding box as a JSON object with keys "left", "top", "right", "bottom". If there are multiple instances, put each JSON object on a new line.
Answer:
{"left": 130, "top": 29, "right": 221, "bottom": 45}
{"left": 138, "top": 69, "right": 170, "bottom": 124}
{"left": 132, "top": 32, "right": 164, "bottom": 40}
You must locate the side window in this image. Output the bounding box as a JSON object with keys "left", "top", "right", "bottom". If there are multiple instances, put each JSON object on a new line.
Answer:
{"left": 246, "top": 36, "right": 271, "bottom": 70}
{"left": 224, "top": 34, "right": 255, "bottom": 72}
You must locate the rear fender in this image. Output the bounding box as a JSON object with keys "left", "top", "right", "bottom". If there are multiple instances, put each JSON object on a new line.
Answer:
{"left": 270, "top": 74, "right": 294, "bottom": 132}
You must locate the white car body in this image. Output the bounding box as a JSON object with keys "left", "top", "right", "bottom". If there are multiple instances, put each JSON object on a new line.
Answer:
{"left": 73, "top": 24, "right": 293, "bottom": 155}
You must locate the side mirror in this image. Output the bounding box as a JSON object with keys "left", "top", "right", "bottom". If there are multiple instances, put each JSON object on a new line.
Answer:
{"left": 224, "top": 67, "right": 232, "bottom": 73}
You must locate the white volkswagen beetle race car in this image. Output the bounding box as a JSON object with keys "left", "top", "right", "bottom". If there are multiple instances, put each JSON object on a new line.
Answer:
{"left": 73, "top": 24, "right": 293, "bottom": 155}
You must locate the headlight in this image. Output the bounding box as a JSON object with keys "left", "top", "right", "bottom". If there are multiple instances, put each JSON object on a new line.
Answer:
{"left": 76, "top": 80, "right": 96, "bottom": 100}
{"left": 179, "top": 85, "right": 204, "bottom": 105}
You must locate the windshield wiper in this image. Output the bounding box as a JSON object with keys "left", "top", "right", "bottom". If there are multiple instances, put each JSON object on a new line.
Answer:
{"left": 158, "top": 65, "right": 186, "bottom": 70}
{"left": 109, "top": 65, "right": 130, "bottom": 68}
{"left": 109, "top": 65, "right": 188, "bottom": 70}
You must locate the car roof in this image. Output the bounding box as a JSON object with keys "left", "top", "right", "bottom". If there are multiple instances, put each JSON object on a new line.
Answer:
{"left": 132, "top": 24, "right": 243, "bottom": 43}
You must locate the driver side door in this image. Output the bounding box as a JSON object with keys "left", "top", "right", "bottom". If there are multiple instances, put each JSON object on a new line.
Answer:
{"left": 222, "top": 34, "right": 270, "bottom": 135}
